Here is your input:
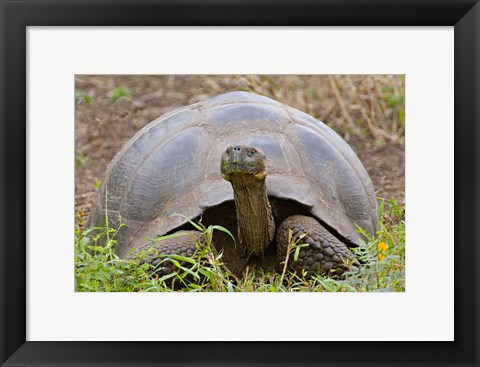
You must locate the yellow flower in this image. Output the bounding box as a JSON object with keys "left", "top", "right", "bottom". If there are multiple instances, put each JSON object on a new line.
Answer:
{"left": 378, "top": 242, "right": 388, "bottom": 260}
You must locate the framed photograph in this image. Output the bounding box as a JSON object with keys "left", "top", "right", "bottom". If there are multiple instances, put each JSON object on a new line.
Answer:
{"left": 1, "top": 1, "right": 479, "bottom": 366}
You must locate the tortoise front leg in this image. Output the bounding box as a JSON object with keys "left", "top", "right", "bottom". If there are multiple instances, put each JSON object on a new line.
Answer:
{"left": 275, "top": 215, "right": 359, "bottom": 277}
{"left": 128, "top": 230, "right": 202, "bottom": 278}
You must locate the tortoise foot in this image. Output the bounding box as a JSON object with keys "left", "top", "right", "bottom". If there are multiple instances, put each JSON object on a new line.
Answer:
{"left": 275, "top": 215, "right": 359, "bottom": 277}
{"left": 129, "top": 230, "right": 201, "bottom": 279}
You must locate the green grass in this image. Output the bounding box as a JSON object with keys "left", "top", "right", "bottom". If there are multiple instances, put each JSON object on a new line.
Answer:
{"left": 75, "top": 90, "right": 93, "bottom": 105}
{"left": 108, "top": 83, "right": 131, "bottom": 101}
{"left": 75, "top": 153, "right": 89, "bottom": 169}
{"left": 75, "top": 198, "right": 405, "bottom": 292}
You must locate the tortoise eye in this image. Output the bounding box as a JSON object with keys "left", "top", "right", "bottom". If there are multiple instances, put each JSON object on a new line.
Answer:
{"left": 247, "top": 149, "right": 256, "bottom": 157}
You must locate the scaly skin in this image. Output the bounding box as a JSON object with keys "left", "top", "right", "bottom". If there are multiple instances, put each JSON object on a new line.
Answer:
{"left": 275, "top": 215, "right": 359, "bottom": 276}
{"left": 128, "top": 231, "right": 201, "bottom": 278}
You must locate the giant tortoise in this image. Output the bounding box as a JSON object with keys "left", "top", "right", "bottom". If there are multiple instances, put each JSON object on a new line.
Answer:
{"left": 87, "top": 91, "right": 378, "bottom": 277}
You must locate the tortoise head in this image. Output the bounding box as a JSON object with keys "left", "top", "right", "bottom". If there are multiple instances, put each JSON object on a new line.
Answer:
{"left": 220, "top": 144, "right": 274, "bottom": 258}
{"left": 221, "top": 145, "right": 267, "bottom": 182}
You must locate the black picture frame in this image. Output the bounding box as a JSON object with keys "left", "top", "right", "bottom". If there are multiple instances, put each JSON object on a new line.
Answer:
{"left": 1, "top": 1, "right": 479, "bottom": 366}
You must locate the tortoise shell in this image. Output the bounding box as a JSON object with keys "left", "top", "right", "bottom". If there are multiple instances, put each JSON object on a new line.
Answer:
{"left": 87, "top": 92, "right": 378, "bottom": 257}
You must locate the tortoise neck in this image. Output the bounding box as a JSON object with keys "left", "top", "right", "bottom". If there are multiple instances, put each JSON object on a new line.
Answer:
{"left": 230, "top": 176, "right": 275, "bottom": 258}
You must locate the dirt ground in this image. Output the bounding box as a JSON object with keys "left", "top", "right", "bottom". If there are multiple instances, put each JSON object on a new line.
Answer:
{"left": 75, "top": 75, "right": 405, "bottom": 217}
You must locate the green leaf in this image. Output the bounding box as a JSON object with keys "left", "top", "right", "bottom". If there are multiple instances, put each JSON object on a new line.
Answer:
{"left": 316, "top": 278, "right": 334, "bottom": 292}
{"left": 166, "top": 254, "right": 197, "bottom": 265}
{"left": 75, "top": 90, "right": 93, "bottom": 105}
{"left": 378, "top": 198, "right": 385, "bottom": 221}
{"left": 109, "top": 84, "right": 131, "bottom": 101}
{"left": 170, "top": 214, "right": 205, "bottom": 232}
{"left": 168, "top": 259, "right": 181, "bottom": 268}
{"left": 159, "top": 272, "right": 177, "bottom": 282}
{"left": 210, "top": 225, "right": 236, "bottom": 242}
{"left": 177, "top": 266, "right": 200, "bottom": 280}
{"left": 150, "top": 232, "right": 192, "bottom": 243}
{"left": 293, "top": 243, "right": 309, "bottom": 262}
{"left": 188, "top": 284, "right": 203, "bottom": 290}
{"left": 294, "top": 246, "right": 301, "bottom": 262}
{"left": 75, "top": 153, "right": 89, "bottom": 169}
